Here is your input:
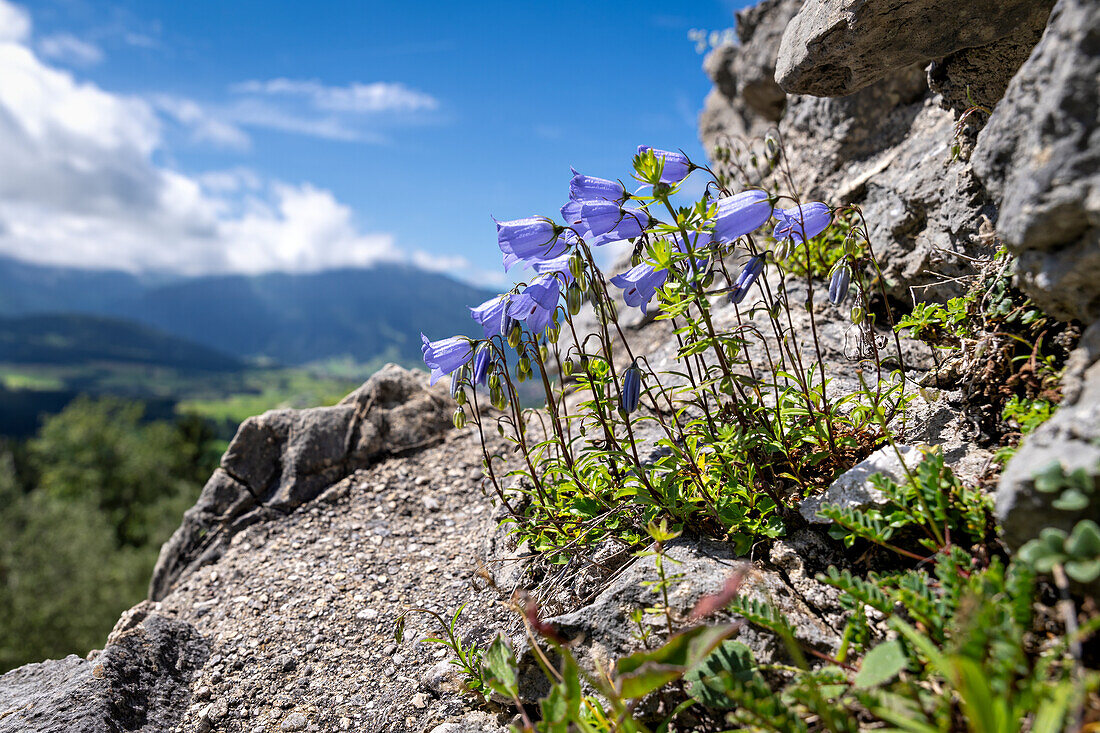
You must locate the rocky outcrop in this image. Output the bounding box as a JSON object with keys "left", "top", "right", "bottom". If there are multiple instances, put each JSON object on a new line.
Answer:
{"left": 149, "top": 364, "right": 452, "bottom": 601}
{"left": 997, "top": 323, "right": 1100, "bottom": 550}
{"left": 0, "top": 611, "right": 207, "bottom": 732}
{"left": 774, "top": 0, "right": 1054, "bottom": 98}
{"left": 972, "top": 0, "right": 1100, "bottom": 324}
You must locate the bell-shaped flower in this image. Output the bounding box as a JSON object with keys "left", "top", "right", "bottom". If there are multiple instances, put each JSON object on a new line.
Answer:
{"left": 470, "top": 294, "right": 510, "bottom": 340}
{"left": 471, "top": 345, "right": 491, "bottom": 386}
{"left": 421, "top": 333, "right": 472, "bottom": 386}
{"left": 496, "top": 216, "right": 568, "bottom": 270}
{"left": 620, "top": 360, "right": 642, "bottom": 414}
{"left": 637, "top": 146, "right": 690, "bottom": 184}
{"left": 610, "top": 262, "right": 668, "bottom": 316}
{"left": 569, "top": 168, "right": 626, "bottom": 204}
{"left": 507, "top": 272, "right": 562, "bottom": 335}
{"left": 728, "top": 255, "right": 765, "bottom": 305}
{"left": 578, "top": 202, "right": 650, "bottom": 246}
{"left": 772, "top": 203, "right": 831, "bottom": 243}
{"left": 532, "top": 252, "right": 575, "bottom": 283}
{"left": 714, "top": 190, "right": 773, "bottom": 243}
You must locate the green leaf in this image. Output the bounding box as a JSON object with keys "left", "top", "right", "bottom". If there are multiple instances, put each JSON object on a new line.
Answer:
{"left": 1052, "top": 488, "right": 1089, "bottom": 512}
{"left": 854, "top": 640, "right": 907, "bottom": 688}
{"left": 482, "top": 634, "right": 518, "bottom": 699}
{"left": 1066, "top": 520, "right": 1100, "bottom": 557}
{"left": 683, "top": 640, "right": 758, "bottom": 709}
{"left": 1066, "top": 557, "right": 1100, "bottom": 583}
{"left": 615, "top": 624, "right": 738, "bottom": 699}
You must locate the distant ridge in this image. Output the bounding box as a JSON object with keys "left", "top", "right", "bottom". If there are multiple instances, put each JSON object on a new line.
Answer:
{"left": 0, "top": 313, "right": 243, "bottom": 372}
{"left": 0, "top": 257, "right": 497, "bottom": 367}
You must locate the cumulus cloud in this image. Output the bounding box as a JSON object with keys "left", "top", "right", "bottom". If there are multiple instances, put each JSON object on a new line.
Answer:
{"left": 153, "top": 95, "right": 251, "bottom": 149}
{"left": 0, "top": 9, "right": 421, "bottom": 276}
{"left": 0, "top": 0, "right": 29, "bottom": 43}
{"left": 38, "top": 33, "right": 103, "bottom": 66}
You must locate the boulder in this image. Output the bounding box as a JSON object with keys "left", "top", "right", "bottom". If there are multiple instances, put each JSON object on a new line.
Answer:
{"left": 775, "top": 0, "right": 1055, "bottom": 97}
{"left": 0, "top": 613, "right": 207, "bottom": 733}
{"left": 148, "top": 364, "right": 452, "bottom": 600}
{"left": 997, "top": 323, "right": 1100, "bottom": 550}
{"left": 972, "top": 0, "right": 1100, "bottom": 324}
{"left": 800, "top": 444, "right": 923, "bottom": 523}
{"left": 513, "top": 538, "right": 841, "bottom": 703}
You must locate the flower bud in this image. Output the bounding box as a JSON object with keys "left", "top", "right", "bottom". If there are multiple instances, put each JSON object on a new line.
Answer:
{"left": 728, "top": 255, "right": 765, "bottom": 305}
{"left": 449, "top": 365, "right": 467, "bottom": 398}
{"left": 452, "top": 408, "right": 467, "bottom": 429}
{"left": 519, "top": 356, "right": 531, "bottom": 374}
{"left": 567, "top": 285, "right": 583, "bottom": 315}
{"left": 568, "top": 253, "right": 585, "bottom": 280}
{"left": 620, "top": 360, "right": 642, "bottom": 414}
{"left": 828, "top": 264, "right": 851, "bottom": 306}
{"left": 454, "top": 389, "right": 467, "bottom": 406}
{"left": 488, "top": 373, "right": 501, "bottom": 390}
{"left": 563, "top": 359, "right": 574, "bottom": 376}
{"left": 539, "top": 345, "right": 549, "bottom": 362}
{"left": 490, "top": 386, "right": 507, "bottom": 410}
{"left": 497, "top": 422, "right": 506, "bottom": 437}
{"left": 507, "top": 324, "right": 522, "bottom": 349}
{"left": 764, "top": 133, "right": 780, "bottom": 165}
{"left": 850, "top": 305, "right": 865, "bottom": 324}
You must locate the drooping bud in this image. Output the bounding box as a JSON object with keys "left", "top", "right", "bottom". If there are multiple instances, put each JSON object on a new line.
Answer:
{"left": 567, "top": 284, "right": 583, "bottom": 315}
{"left": 850, "top": 305, "right": 865, "bottom": 324}
{"left": 620, "top": 360, "right": 642, "bottom": 415}
{"left": 568, "top": 253, "right": 585, "bottom": 280}
{"left": 828, "top": 264, "right": 852, "bottom": 306}
{"left": 507, "top": 324, "right": 522, "bottom": 349}
{"left": 454, "top": 389, "right": 467, "bottom": 406}
{"left": 472, "top": 345, "right": 491, "bottom": 387}
{"left": 452, "top": 408, "right": 467, "bottom": 429}
{"left": 728, "top": 255, "right": 765, "bottom": 305}
{"left": 563, "top": 358, "right": 574, "bottom": 377}
{"left": 450, "top": 364, "right": 467, "bottom": 398}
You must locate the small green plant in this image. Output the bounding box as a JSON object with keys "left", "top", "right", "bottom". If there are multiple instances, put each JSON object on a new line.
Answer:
{"left": 1019, "top": 520, "right": 1100, "bottom": 584}
{"left": 895, "top": 295, "right": 975, "bottom": 350}
{"left": 396, "top": 604, "right": 488, "bottom": 699}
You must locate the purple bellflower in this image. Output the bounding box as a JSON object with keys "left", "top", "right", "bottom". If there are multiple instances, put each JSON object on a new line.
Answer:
{"left": 714, "top": 190, "right": 773, "bottom": 243}
{"left": 507, "top": 272, "right": 562, "bottom": 335}
{"left": 496, "top": 216, "right": 568, "bottom": 270}
{"left": 772, "top": 203, "right": 832, "bottom": 244}
{"left": 728, "top": 255, "right": 766, "bottom": 305}
{"left": 472, "top": 345, "right": 491, "bottom": 386}
{"left": 610, "top": 262, "right": 669, "bottom": 316}
{"left": 578, "top": 201, "right": 650, "bottom": 245}
{"left": 421, "top": 333, "right": 472, "bottom": 386}
{"left": 470, "top": 294, "right": 509, "bottom": 340}
{"left": 569, "top": 168, "right": 626, "bottom": 204}
{"left": 637, "top": 145, "right": 690, "bottom": 184}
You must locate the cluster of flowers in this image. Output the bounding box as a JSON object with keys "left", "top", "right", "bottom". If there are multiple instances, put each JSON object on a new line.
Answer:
{"left": 421, "top": 146, "right": 847, "bottom": 417}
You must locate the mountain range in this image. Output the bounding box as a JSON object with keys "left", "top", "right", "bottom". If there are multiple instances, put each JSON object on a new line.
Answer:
{"left": 0, "top": 256, "right": 497, "bottom": 368}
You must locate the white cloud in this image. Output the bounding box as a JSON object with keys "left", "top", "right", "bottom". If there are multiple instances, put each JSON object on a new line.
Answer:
{"left": 0, "top": 22, "right": 414, "bottom": 276}
{"left": 0, "top": 0, "right": 29, "bottom": 43}
{"left": 226, "top": 78, "right": 439, "bottom": 142}
{"left": 154, "top": 95, "right": 251, "bottom": 149}
{"left": 412, "top": 250, "right": 472, "bottom": 273}
{"left": 232, "top": 78, "right": 438, "bottom": 113}
{"left": 38, "top": 33, "right": 103, "bottom": 66}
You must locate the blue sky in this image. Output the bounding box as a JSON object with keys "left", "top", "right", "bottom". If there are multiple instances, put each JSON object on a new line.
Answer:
{"left": 0, "top": 0, "right": 749, "bottom": 287}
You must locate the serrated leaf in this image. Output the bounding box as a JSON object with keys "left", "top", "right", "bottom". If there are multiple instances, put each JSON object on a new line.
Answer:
{"left": 615, "top": 624, "right": 738, "bottom": 699}
{"left": 854, "top": 640, "right": 907, "bottom": 688}
{"left": 683, "top": 640, "right": 758, "bottom": 709}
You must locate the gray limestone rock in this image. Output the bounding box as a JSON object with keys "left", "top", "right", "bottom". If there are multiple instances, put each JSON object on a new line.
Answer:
{"left": 775, "top": 0, "right": 1055, "bottom": 97}
{"left": 972, "top": 0, "right": 1100, "bottom": 324}
{"left": 800, "top": 444, "right": 923, "bottom": 523}
{"left": 997, "top": 323, "right": 1100, "bottom": 551}
{"left": 148, "top": 364, "right": 452, "bottom": 600}
{"left": 0, "top": 613, "right": 207, "bottom": 733}
{"left": 512, "top": 538, "right": 841, "bottom": 703}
